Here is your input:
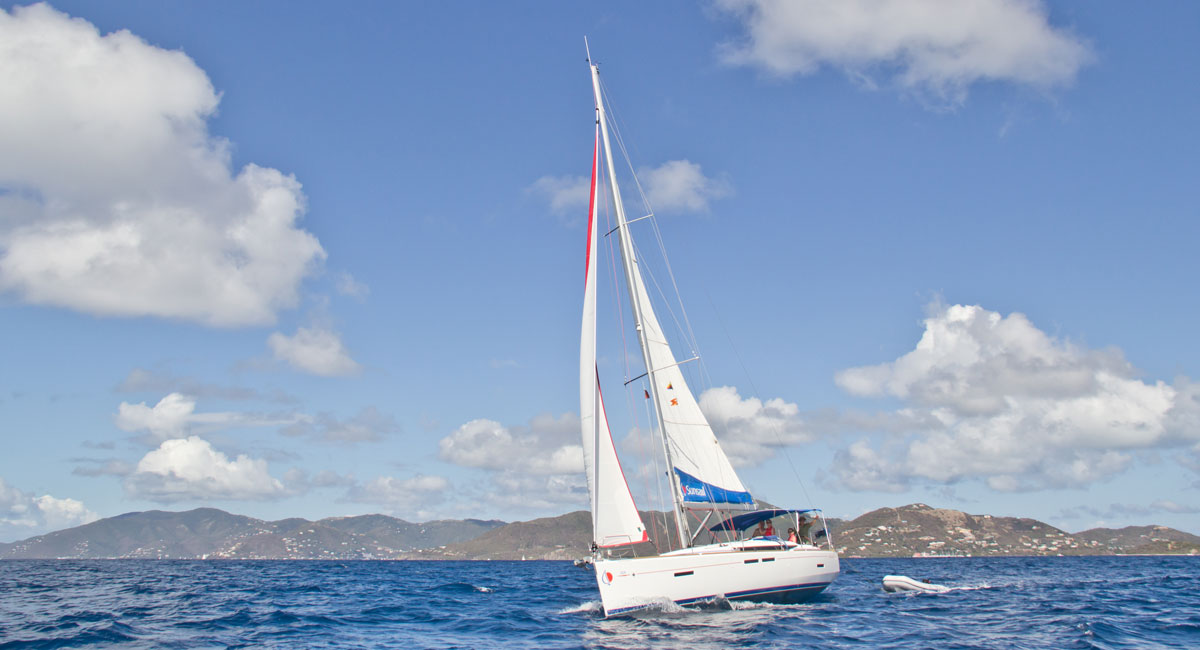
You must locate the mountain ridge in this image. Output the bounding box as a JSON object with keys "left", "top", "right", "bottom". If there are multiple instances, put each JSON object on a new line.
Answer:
{"left": 3, "top": 504, "right": 1196, "bottom": 560}
{"left": 0, "top": 507, "right": 504, "bottom": 560}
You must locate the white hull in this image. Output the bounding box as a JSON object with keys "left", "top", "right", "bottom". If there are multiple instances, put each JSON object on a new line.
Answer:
{"left": 594, "top": 542, "right": 839, "bottom": 616}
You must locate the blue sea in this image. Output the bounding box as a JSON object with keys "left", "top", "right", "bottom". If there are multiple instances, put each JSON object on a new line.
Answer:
{"left": 1, "top": 556, "right": 1196, "bottom": 649}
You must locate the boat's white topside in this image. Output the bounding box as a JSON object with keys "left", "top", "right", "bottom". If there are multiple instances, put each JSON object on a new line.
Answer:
{"left": 594, "top": 542, "right": 839, "bottom": 615}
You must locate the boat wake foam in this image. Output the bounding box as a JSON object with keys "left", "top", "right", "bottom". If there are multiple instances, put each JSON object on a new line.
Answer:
{"left": 431, "top": 582, "right": 495, "bottom": 594}
{"left": 559, "top": 600, "right": 603, "bottom": 615}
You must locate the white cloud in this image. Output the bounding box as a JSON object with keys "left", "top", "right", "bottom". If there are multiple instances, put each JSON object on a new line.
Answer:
{"left": 268, "top": 327, "right": 361, "bottom": 377}
{"left": 640, "top": 160, "right": 732, "bottom": 214}
{"left": 0, "top": 4, "right": 324, "bottom": 326}
{"left": 116, "top": 392, "right": 197, "bottom": 441}
{"left": 115, "top": 392, "right": 293, "bottom": 443}
{"left": 716, "top": 0, "right": 1092, "bottom": 106}
{"left": 0, "top": 477, "right": 99, "bottom": 541}
{"left": 125, "top": 436, "right": 285, "bottom": 502}
{"left": 280, "top": 406, "right": 398, "bottom": 443}
{"left": 698, "top": 385, "right": 814, "bottom": 467}
{"left": 439, "top": 414, "right": 583, "bottom": 476}
{"left": 529, "top": 159, "right": 731, "bottom": 219}
{"left": 488, "top": 473, "right": 591, "bottom": 512}
{"left": 343, "top": 474, "right": 450, "bottom": 518}
{"left": 527, "top": 174, "right": 591, "bottom": 217}
{"left": 438, "top": 413, "right": 590, "bottom": 511}
{"left": 829, "top": 303, "right": 1200, "bottom": 491}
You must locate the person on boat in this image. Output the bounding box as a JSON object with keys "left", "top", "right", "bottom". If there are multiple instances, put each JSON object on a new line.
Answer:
{"left": 752, "top": 521, "right": 766, "bottom": 538}
{"left": 762, "top": 520, "right": 776, "bottom": 537}
{"left": 787, "top": 528, "right": 799, "bottom": 544}
{"left": 796, "top": 515, "right": 815, "bottom": 544}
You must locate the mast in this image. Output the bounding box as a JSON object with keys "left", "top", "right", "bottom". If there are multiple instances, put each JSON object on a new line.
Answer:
{"left": 588, "top": 52, "right": 692, "bottom": 549}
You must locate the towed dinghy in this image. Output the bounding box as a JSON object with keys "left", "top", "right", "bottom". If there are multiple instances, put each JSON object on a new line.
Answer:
{"left": 882, "top": 575, "right": 949, "bottom": 593}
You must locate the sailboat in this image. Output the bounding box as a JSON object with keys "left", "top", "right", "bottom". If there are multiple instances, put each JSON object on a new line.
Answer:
{"left": 578, "top": 45, "right": 840, "bottom": 617}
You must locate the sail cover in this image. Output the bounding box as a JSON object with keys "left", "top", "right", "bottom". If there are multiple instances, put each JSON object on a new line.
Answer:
{"left": 580, "top": 127, "right": 647, "bottom": 548}
{"left": 624, "top": 235, "right": 754, "bottom": 511}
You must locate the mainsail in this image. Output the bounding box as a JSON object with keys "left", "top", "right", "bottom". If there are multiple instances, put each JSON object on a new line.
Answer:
{"left": 580, "top": 125, "right": 647, "bottom": 548}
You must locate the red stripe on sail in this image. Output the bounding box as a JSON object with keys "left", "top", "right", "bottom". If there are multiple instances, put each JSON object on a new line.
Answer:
{"left": 583, "top": 126, "right": 599, "bottom": 286}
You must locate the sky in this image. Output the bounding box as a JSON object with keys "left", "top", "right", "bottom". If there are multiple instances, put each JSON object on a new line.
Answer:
{"left": 1, "top": 0, "right": 1197, "bottom": 543}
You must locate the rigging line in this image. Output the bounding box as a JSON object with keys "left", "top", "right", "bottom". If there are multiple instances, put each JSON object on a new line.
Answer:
{"left": 598, "top": 76, "right": 704, "bottom": 381}
{"left": 704, "top": 291, "right": 815, "bottom": 509}
{"left": 601, "top": 76, "right": 703, "bottom": 365}
{"left": 596, "top": 76, "right": 650, "bottom": 205}
{"left": 646, "top": 214, "right": 704, "bottom": 359}
{"left": 629, "top": 237, "right": 701, "bottom": 366}
{"left": 640, "top": 379, "right": 666, "bottom": 555}
{"left": 600, "top": 155, "right": 630, "bottom": 386}
{"left": 622, "top": 355, "right": 699, "bottom": 386}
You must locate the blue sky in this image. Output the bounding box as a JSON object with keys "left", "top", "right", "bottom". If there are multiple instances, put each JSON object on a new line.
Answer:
{"left": 1, "top": 1, "right": 1197, "bottom": 542}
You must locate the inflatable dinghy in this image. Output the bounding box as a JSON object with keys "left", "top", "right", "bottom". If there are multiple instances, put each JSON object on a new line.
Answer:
{"left": 882, "top": 575, "right": 950, "bottom": 593}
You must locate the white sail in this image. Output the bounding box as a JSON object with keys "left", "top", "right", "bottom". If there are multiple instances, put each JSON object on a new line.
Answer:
{"left": 580, "top": 126, "right": 648, "bottom": 548}
{"left": 625, "top": 246, "right": 754, "bottom": 511}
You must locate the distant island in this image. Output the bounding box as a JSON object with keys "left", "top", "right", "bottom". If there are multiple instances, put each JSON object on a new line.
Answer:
{"left": 2, "top": 503, "right": 1197, "bottom": 560}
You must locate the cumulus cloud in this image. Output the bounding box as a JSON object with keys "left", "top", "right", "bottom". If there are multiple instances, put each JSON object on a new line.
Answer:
{"left": 438, "top": 413, "right": 589, "bottom": 510}
{"left": 639, "top": 160, "right": 732, "bottom": 214}
{"left": 125, "top": 436, "right": 286, "bottom": 502}
{"left": 280, "top": 406, "right": 399, "bottom": 444}
{"left": 115, "top": 392, "right": 294, "bottom": 443}
{"left": 828, "top": 303, "right": 1200, "bottom": 492}
{"left": 0, "top": 477, "right": 99, "bottom": 541}
{"left": 698, "top": 385, "right": 814, "bottom": 467}
{"left": 439, "top": 413, "right": 583, "bottom": 475}
{"left": 527, "top": 174, "right": 591, "bottom": 217}
{"left": 716, "top": 0, "right": 1092, "bottom": 106}
{"left": 0, "top": 4, "right": 324, "bottom": 326}
{"left": 268, "top": 327, "right": 361, "bottom": 377}
{"left": 343, "top": 475, "right": 450, "bottom": 518}
{"left": 529, "top": 159, "right": 730, "bottom": 219}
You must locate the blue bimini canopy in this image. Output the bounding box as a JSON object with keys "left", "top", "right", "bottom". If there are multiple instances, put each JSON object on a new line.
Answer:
{"left": 709, "top": 508, "right": 820, "bottom": 532}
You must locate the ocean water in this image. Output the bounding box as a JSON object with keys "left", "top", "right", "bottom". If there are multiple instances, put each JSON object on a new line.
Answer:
{"left": 1, "top": 556, "right": 1197, "bottom": 649}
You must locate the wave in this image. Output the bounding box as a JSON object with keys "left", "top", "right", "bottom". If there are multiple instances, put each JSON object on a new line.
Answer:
{"left": 429, "top": 581, "right": 495, "bottom": 594}
{"left": 3, "top": 556, "right": 1194, "bottom": 648}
